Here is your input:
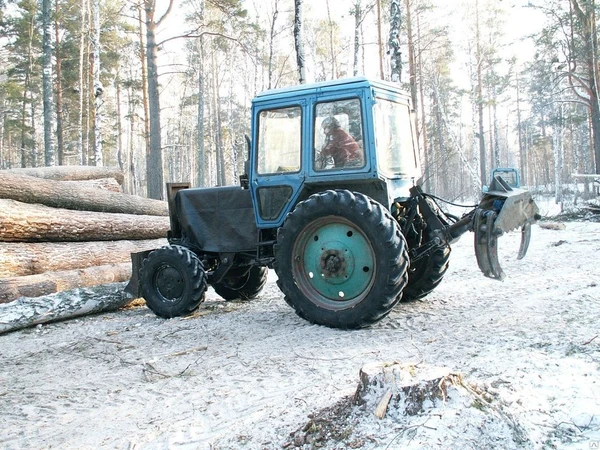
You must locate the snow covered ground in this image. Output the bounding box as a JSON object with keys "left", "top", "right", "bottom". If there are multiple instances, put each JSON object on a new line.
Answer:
{"left": 0, "top": 205, "right": 599, "bottom": 449}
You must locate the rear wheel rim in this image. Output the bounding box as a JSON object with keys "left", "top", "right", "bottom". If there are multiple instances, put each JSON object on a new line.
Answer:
{"left": 292, "top": 216, "right": 375, "bottom": 310}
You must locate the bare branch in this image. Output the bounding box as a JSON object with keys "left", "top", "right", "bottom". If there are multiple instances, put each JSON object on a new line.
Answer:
{"left": 155, "top": 0, "right": 175, "bottom": 27}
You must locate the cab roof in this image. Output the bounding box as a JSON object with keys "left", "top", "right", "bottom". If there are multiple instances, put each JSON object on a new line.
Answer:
{"left": 252, "top": 77, "right": 410, "bottom": 104}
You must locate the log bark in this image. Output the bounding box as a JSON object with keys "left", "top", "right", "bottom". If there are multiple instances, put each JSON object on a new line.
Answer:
{"left": 0, "top": 238, "right": 166, "bottom": 277}
{"left": 0, "top": 263, "right": 132, "bottom": 303}
{"left": 0, "top": 172, "right": 167, "bottom": 215}
{"left": 0, "top": 282, "right": 131, "bottom": 335}
{"left": 0, "top": 199, "right": 169, "bottom": 242}
{"left": 5, "top": 165, "right": 125, "bottom": 185}
{"left": 66, "top": 177, "right": 122, "bottom": 192}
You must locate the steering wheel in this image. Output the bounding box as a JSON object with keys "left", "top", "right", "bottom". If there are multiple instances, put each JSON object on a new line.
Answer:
{"left": 315, "top": 152, "right": 333, "bottom": 170}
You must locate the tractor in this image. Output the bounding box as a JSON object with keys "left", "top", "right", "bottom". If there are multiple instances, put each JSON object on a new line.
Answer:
{"left": 483, "top": 167, "right": 521, "bottom": 192}
{"left": 125, "top": 77, "right": 540, "bottom": 329}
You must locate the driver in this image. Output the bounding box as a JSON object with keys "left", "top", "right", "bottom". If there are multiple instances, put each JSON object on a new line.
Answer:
{"left": 318, "top": 117, "right": 363, "bottom": 168}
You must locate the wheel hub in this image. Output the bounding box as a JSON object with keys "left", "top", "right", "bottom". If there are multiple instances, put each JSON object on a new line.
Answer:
{"left": 294, "top": 219, "right": 375, "bottom": 302}
{"left": 155, "top": 266, "right": 184, "bottom": 300}
{"left": 320, "top": 250, "right": 346, "bottom": 277}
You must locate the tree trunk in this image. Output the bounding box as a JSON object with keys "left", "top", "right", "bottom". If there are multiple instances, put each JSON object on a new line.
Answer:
{"left": 78, "top": 0, "right": 88, "bottom": 165}
{"left": 293, "top": 0, "right": 306, "bottom": 84}
{"left": 516, "top": 73, "right": 526, "bottom": 185}
{"left": 211, "top": 57, "right": 225, "bottom": 186}
{"left": 92, "top": 0, "right": 103, "bottom": 166}
{"left": 493, "top": 102, "right": 500, "bottom": 168}
{"left": 0, "top": 173, "right": 167, "bottom": 215}
{"left": 416, "top": 10, "right": 430, "bottom": 192}
{"left": 432, "top": 85, "right": 449, "bottom": 196}
{"left": 197, "top": 36, "right": 206, "bottom": 187}
{"left": 267, "top": 0, "right": 279, "bottom": 89}
{"left": 0, "top": 282, "right": 131, "bottom": 334}
{"left": 115, "top": 72, "right": 123, "bottom": 170}
{"left": 21, "top": 11, "right": 35, "bottom": 168}
{"left": 553, "top": 104, "right": 564, "bottom": 203}
{"left": 144, "top": 0, "right": 173, "bottom": 199}
{"left": 376, "top": 0, "right": 384, "bottom": 79}
{"left": 475, "top": 0, "right": 486, "bottom": 186}
{"left": 352, "top": 3, "right": 361, "bottom": 76}
{"left": 126, "top": 66, "right": 138, "bottom": 194}
{"left": 138, "top": 4, "right": 151, "bottom": 185}
{"left": 0, "top": 263, "right": 132, "bottom": 304}
{"left": 42, "top": 0, "right": 55, "bottom": 167}
{"left": 405, "top": 0, "right": 416, "bottom": 105}
{"left": 55, "top": 0, "right": 65, "bottom": 165}
{"left": 0, "top": 199, "right": 169, "bottom": 242}
{"left": 0, "top": 239, "right": 166, "bottom": 277}
{"left": 0, "top": 94, "right": 5, "bottom": 168}
{"left": 326, "top": 0, "right": 336, "bottom": 78}
{"left": 570, "top": 0, "right": 600, "bottom": 174}
{"left": 5, "top": 165, "right": 125, "bottom": 184}
{"left": 389, "top": 0, "right": 402, "bottom": 82}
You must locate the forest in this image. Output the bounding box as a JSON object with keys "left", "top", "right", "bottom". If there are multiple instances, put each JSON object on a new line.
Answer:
{"left": 0, "top": 0, "right": 599, "bottom": 202}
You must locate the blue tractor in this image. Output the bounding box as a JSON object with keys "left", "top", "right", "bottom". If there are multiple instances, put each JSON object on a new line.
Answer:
{"left": 483, "top": 167, "right": 521, "bottom": 192}
{"left": 126, "top": 77, "right": 540, "bottom": 329}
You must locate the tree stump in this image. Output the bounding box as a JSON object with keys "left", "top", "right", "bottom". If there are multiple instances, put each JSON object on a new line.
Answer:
{"left": 353, "top": 362, "right": 456, "bottom": 418}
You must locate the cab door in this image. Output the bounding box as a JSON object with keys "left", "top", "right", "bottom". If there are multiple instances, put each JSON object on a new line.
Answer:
{"left": 308, "top": 90, "right": 371, "bottom": 178}
{"left": 250, "top": 100, "right": 307, "bottom": 228}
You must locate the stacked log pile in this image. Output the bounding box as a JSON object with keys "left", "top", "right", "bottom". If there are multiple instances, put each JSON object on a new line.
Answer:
{"left": 0, "top": 167, "right": 169, "bottom": 306}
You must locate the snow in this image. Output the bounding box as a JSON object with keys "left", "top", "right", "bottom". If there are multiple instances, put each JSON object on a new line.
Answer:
{"left": 0, "top": 208, "right": 599, "bottom": 449}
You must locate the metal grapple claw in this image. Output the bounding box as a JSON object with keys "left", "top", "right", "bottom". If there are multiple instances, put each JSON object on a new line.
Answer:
{"left": 473, "top": 175, "right": 540, "bottom": 279}
{"left": 474, "top": 209, "right": 505, "bottom": 280}
{"left": 517, "top": 222, "right": 532, "bottom": 260}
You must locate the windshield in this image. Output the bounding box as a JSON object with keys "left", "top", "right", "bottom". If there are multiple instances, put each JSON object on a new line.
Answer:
{"left": 372, "top": 98, "right": 418, "bottom": 177}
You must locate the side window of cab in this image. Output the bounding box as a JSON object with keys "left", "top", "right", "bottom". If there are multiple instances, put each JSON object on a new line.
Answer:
{"left": 314, "top": 98, "right": 364, "bottom": 171}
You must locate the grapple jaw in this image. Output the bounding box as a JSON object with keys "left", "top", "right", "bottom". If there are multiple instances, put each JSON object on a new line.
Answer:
{"left": 474, "top": 175, "right": 540, "bottom": 280}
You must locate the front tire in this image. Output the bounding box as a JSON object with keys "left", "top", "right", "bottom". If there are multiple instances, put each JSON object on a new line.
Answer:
{"left": 274, "top": 190, "right": 409, "bottom": 329}
{"left": 401, "top": 244, "right": 450, "bottom": 302}
{"left": 212, "top": 266, "right": 269, "bottom": 301}
{"left": 140, "top": 245, "right": 207, "bottom": 318}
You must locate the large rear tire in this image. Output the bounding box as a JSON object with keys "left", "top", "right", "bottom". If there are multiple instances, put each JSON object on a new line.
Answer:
{"left": 140, "top": 245, "right": 207, "bottom": 318}
{"left": 274, "top": 190, "right": 409, "bottom": 329}
{"left": 212, "top": 266, "right": 269, "bottom": 301}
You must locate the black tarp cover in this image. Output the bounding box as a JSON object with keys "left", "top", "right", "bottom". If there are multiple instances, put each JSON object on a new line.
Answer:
{"left": 175, "top": 186, "right": 258, "bottom": 253}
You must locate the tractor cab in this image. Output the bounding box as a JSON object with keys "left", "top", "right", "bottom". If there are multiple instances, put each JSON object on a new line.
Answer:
{"left": 483, "top": 167, "right": 521, "bottom": 193}
{"left": 247, "top": 77, "right": 421, "bottom": 229}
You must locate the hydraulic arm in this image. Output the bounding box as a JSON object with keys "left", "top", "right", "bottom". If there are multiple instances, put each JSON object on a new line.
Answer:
{"left": 409, "top": 176, "right": 540, "bottom": 280}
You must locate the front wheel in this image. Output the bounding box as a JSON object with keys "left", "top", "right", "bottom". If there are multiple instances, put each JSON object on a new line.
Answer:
{"left": 212, "top": 266, "right": 269, "bottom": 301}
{"left": 140, "top": 245, "right": 207, "bottom": 318}
{"left": 274, "top": 190, "right": 409, "bottom": 329}
{"left": 401, "top": 244, "right": 451, "bottom": 302}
